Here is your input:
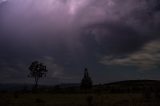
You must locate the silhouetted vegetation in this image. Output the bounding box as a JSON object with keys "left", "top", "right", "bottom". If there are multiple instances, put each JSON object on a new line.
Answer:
{"left": 1, "top": 68, "right": 160, "bottom": 106}
{"left": 28, "top": 61, "right": 48, "bottom": 89}
{"left": 80, "top": 68, "right": 93, "bottom": 89}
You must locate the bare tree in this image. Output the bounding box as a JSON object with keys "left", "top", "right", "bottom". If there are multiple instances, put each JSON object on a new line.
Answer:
{"left": 28, "top": 61, "right": 48, "bottom": 89}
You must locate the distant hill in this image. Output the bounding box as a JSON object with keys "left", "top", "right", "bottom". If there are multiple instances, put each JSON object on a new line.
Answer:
{"left": 95, "top": 80, "right": 160, "bottom": 93}
{"left": 1, "top": 80, "right": 160, "bottom": 93}
{"left": 103, "top": 80, "right": 160, "bottom": 87}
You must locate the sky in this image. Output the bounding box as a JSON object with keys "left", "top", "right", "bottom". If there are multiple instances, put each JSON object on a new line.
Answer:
{"left": 0, "top": 0, "right": 160, "bottom": 85}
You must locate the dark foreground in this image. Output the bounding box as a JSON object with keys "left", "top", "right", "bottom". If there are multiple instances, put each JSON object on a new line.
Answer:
{"left": 0, "top": 92, "right": 160, "bottom": 106}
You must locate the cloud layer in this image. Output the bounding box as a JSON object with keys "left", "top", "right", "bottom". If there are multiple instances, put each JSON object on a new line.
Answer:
{"left": 0, "top": 0, "right": 160, "bottom": 84}
{"left": 100, "top": 40, "right": 160, "bottom": 70}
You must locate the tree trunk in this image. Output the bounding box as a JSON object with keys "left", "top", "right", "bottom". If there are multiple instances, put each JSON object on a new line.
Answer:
{"left": 35, "top": 77, "right": 39, "bottom": 89}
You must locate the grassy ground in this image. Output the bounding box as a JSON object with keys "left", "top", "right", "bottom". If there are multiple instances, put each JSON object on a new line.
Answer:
{"left": 0, "top": 92, "right": 159, "bottom": 106}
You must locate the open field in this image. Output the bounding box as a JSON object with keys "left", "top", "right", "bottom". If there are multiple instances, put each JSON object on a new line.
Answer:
{"left": 0, "top": 92, "right": 160, "bottom": 106}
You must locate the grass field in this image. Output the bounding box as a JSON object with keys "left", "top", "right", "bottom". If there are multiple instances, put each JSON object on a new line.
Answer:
{"left": 0, "top": 92, "right": 160, "bottom": 106}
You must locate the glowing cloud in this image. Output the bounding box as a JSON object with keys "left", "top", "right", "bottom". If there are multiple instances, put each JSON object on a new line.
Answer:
{"left": 69, "top": 0, "right": 89, "bottom": 15}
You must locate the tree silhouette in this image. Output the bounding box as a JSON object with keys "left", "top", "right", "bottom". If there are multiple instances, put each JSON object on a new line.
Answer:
{"left": 80, "top": 68, "right": 93, "bottom": 89}
{"left": 28, "top": 61, "right": 48, "bottom": 89}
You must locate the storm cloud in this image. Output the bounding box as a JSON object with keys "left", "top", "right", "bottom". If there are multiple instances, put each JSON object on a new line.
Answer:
{"left": 100, "top": 40, "right": 160, "bottom": 70}
{"left": 0, "top": 0, "right": 160, "bottom": 84}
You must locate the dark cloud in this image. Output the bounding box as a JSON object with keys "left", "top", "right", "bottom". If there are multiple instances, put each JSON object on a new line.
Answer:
{"left": 100, "top": 40, "right": 160, "bottom": 70}
{"left": 0, "top": 0, "right": 160, "bottom": 84}
{"left": 82, "top": 22, "right": 148, "bottom": 55}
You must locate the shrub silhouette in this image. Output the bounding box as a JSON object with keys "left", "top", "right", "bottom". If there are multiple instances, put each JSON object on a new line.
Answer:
{"left": 80, "top": 68, "right": 93, "bottom": 89}
{"left": 28, "top": 61, "right": 48, "bottom": 89}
